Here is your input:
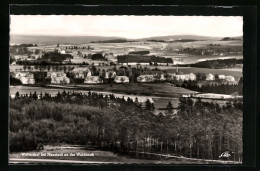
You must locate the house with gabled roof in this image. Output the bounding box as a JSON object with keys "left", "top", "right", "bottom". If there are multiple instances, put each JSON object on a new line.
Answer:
{"left": 47, "top": 72, "right": 70, "bottom": 84}
{"left": 15, "top": 72, "right": 35, "bottom": 84}
{"left": 72, "top": 67, "right": 91, "bottom": 78}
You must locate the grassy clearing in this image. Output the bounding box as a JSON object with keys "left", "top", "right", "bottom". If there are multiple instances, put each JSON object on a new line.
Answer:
{"left": 74, "top": 83, "right": 197, "bottom": 97}
{"left": 10, "top": 83, "right": 197, "bottom": 98}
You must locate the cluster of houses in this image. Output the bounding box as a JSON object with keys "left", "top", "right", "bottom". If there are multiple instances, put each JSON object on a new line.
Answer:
{"left": 71, "top": 67, "right": 129, "bottom": 84}
{"left": 14, "top": 68, "right": 131, "bottom": 85}
{"left": 205, "top": 73, "right": 236, "bottom": 82}
{"left": 136, "top": 71, "right": 236, "bottom": 83}
{"left": 13, "top": 66, "right": 237, "bottom": 85}
{"left": 47, "top": 72, "right": 70, "bottom": 84}
{"left": 167, "top": 71, "right": 197, "bottom": 81}
{"left": 136, "top": 70, "right": 197, "bottom": 83}
{"left": 15, "top": 72, "right": 35, "bottom": 84}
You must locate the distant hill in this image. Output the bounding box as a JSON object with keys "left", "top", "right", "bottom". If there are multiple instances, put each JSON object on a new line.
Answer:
{"left": 140, "top": 35, "right": 243, "bottom": 42}
{"left": 220, "top": 36, "right": 243, "bottom": 41}
{"left": 92, "top": 39, "right": 127, "bottom": 43}
{"left": 10, "top": 34, "right": 243, "bottom": 45}
{"left": 10, "top": 35, "right": 125, "bottom": 45}
{"left": 139, "top": 35, "right": 221, "bottom": 41}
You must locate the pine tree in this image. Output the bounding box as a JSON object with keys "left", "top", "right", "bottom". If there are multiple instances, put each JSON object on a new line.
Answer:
{"left": 145, "top": 99, "right": 152, "bottom": 111}
{"left": 15, "top": 92, "right": 20, "bottom": 99}
{"left": 32, "top": 91, "right": 38, "bottom": 100}
{"left": 166, "top": 101, "right": 173, "bottom": 115}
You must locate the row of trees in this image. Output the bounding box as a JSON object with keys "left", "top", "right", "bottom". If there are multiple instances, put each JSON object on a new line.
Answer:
{"left": 177, "top": 46, "right": 242, "bottom": 56}
{"left": 189, "top": 59, "right": 243, "bottom": 69}
{"left": 129, "top": 51, "right": 150, "bottom": 55}
{"left": 91, "top": 39, "right": 128, "bottom": 43}
{"left": 65, "top": 46, "right": 92, "bottom": 50}
{"left": 180, "top": 78, "right": 243, "bottom": 95}
{"left": 10, "top": 91, "right": 242, "bottom": 162}
{"left": 91, "top": 53, "right": 108, "bottom": 61}
{"left": 40, "top": 51, "right": 73, "bottom": 63}
{"left": 22, "top": 64, "right": 75, "bottom": 72}
{"left": 117, "top": 55, "right": 173, "bottom": 64}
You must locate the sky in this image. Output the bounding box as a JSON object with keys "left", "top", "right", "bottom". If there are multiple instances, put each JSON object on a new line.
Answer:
{"left": 10, "top": 15, "right": 243, "bottom": 39}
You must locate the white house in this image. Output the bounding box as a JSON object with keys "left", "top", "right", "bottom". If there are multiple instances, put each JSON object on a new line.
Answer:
{"left": 218, "top": 75, "right": 226, "bottom": 80}
{"left": 47, "top": 72, "right": 70, "bottom": 84}
{"left": 59, "top": 50, "right": 66, "bottom": 54}
{"left": 206, "top": 74, "right": 215, "bottom": 81}
{"left": 72, "top": 67, "right": 91, "bottom": 79}
{"left": 84, "top": 76, "right": 103, "bottom": 84}
{"left": 137, "top": 75, "right": 155, "bottom": 82}
{"left": 114, "top": 76, "right": 129, "bottom": 83}
{"left": 175, "top": 74, "right": 186, "bottom": 81}
{"left": 15, "top": 72, "right": 35, "bottom": 84}
{"left": 184, "top": 73, "right": 196, "bottom": 81}
{"left": 143, "top": 71, "right": 166, "bottom": 81}
{"left": 166, "top": 71, "right": 196, "bottom": 81}
{"left": 225, "top": 75, "right": 235, "bottom": 82}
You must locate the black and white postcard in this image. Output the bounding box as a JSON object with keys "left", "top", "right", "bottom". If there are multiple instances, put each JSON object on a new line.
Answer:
{"left": 8, "top": 12, "right": 245, "bottom": 164}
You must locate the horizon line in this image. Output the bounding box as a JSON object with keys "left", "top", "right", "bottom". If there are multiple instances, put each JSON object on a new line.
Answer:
{"left": 10, "top": 34, "right": 243, "bottom": 39}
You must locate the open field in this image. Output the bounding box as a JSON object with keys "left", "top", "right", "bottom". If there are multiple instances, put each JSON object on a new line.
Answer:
{"left": 165, "top": 40, "right": 242, "bottom": 49}
{"left": 74, "top": 83, "right": 197, "bottom": 97}
{"left": 10, "top": 83, "right": 197, "bottom": 98}
{"left": 9, "top": 85, "right": 196, "bottom": 112}
{"left": 19, "top": 38, "right": 243, "bottom": 65}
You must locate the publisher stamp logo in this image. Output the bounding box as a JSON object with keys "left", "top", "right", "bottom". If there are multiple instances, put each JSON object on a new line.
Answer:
{"left": 219, "top": 151, "right": 232, "bottom": 159}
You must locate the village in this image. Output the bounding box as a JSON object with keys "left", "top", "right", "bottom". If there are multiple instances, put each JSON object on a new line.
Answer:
{"left": 8, "top": 15, "right": 244, "bottom": 164}
{"left": 9, "top": 41, "right": 243, "bottom": 118}
{"left": 12, "top": 66, "right": 238, "bottom": 85}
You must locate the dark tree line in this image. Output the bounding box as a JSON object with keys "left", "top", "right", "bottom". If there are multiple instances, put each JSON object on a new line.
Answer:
{"left": 91, "top": 39, "right": 127, "bottom": 43}
{"left": 117, "top": 55, "right": 173, "bottom": 63}
{"left": 129, "top": 51, "right": 150, "bottom": 55}
{"left": 180, "top": 77, "right": 243, "bottom": 95}
{"left": 91, "top": 53, "right": 108, "bottom": 61}
{"left": 40, "top": 51, "right": 73, "bottom": 63}
{"left": 189, "top": 59, "right": 243, "bottom": 69}
{"left": 65, "top": 46, "right": 91, "bottom": 50}
{"left": 10, "top": 91, "right": 242, "bottom": 162}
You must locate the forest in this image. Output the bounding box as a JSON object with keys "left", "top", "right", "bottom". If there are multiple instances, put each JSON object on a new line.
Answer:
{"left": 91, "top": 53, "right": 108, "bottom": 61}
{"left": 40, "top": 51, "right": 73, "bottom": 63}
{"left": 10, "top": 91, "right": 242, "bottom": 162}
{"left": 180, "top": 77, "right": 243, "bottom": 95}
{"left": 117, "top": 55, "right": 173, "bottom": 63}
{"left": 189, "top": 59, "right": 243, "bottom": 69}
{"left": 128, "top": 51, "right": 150, "bottom": 55}
{"left": 91, "top": 39, "right": 128, "bottom": 43}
